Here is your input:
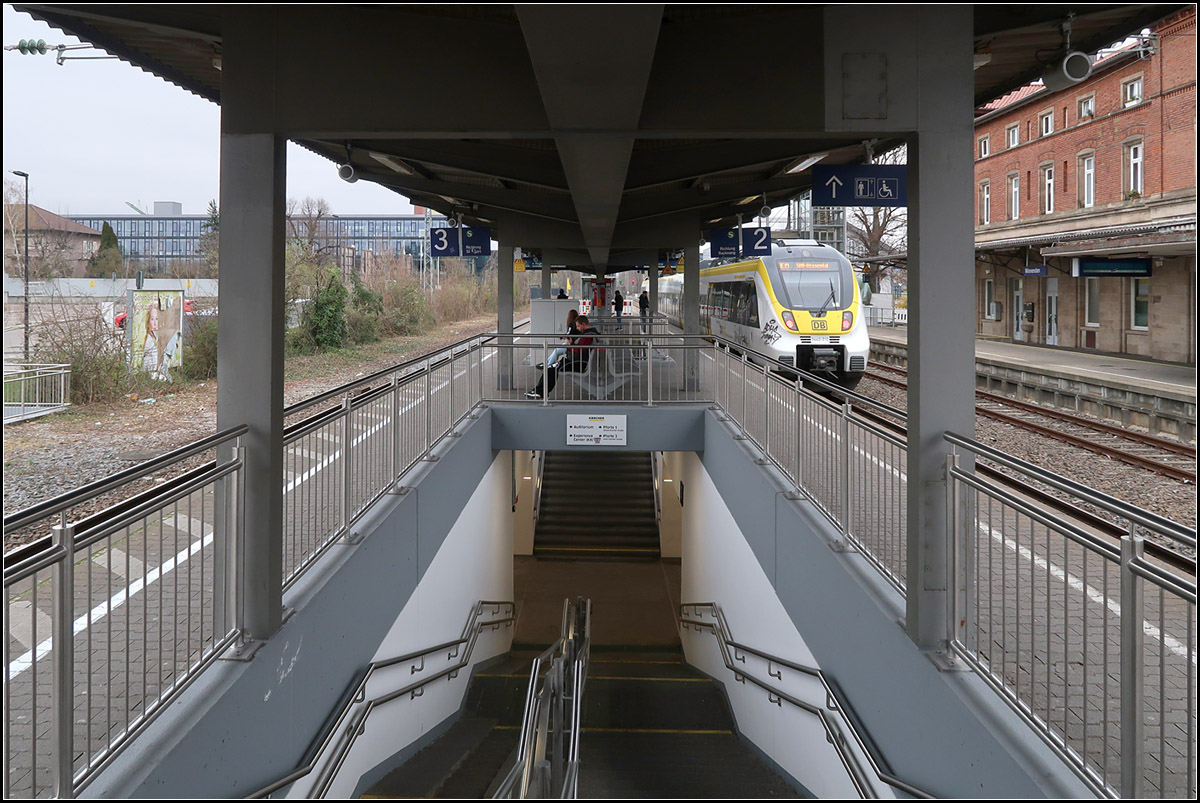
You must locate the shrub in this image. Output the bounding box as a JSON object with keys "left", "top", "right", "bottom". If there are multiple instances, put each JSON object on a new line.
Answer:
{"left": 345, "top": 308, "right": 379, "bottom": 345}
{"left": 180, "top": 315, "right": 218, "bottom": 380}
{"left": 306, "top": 268, "right": 348, "bottom": 351}
{"left": 31, "top": 302, "right": 131, "bottom": 404}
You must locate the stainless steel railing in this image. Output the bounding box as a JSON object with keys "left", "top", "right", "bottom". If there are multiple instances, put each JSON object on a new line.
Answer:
{"left": 680, "top": 602, "right": 933, "bottom": 799}
{"left": 944, "top": 433, "right": 1197, "bottom": 799}
{"left": 2, "top": 362, "right": 72, "bottom": 423}
{"left": 494, "top": 597, "right": 591, "bottom": 799}
{"left": 249, "top": 600, "right": 515, "bottom": 799}
{"left": 3, "top": 426, "right": 248, "bottom": 799}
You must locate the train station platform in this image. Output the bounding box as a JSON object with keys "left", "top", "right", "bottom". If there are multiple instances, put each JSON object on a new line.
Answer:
{"left": 868, "top": 325, "right": 1197, "bottom": 440}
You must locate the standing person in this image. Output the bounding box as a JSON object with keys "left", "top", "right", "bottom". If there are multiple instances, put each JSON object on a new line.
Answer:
{"left": 556, "top": 287, "right": 568, "bottom": 299}
{"left": 526, "top": 314, "right": 598, "bottom": 399}
{"left": 613, "top": 289, "right": 624, "bottom": 329}
{"left": 638, "top": 290, "right": 650, "bottom": 334}
{"left": 537, "top": 308, "right": 578, "bottom": 369}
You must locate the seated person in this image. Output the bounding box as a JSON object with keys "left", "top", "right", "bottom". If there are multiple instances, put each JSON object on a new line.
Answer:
{"left": 526, "top": 315, "right": 598, "bottom": 399}
{"left": 537, "top": 309, "right": 578, "bottom": 369}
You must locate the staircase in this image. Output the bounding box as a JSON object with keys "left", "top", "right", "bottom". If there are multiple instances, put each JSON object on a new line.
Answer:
{"left": 579, "top": 651, "right": 800, "bottom": 798}
{"left": 364, "top": 651, "right": 536, "bottom": 798}
{"left": 535, "top": 451, "right": 660, "bottom": 560}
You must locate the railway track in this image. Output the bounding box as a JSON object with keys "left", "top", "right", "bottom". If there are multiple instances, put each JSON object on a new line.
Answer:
{"left": 865, "top": 364, "right": 1197, "bottom": 484}
{"left": 848, "top": 387, "right": 1195, "bottom": 575}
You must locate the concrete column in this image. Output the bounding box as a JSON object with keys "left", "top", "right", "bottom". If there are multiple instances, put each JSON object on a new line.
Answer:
{"left": 541, "top": 265, "right": 552, "bottom": 298}
{"left": 648, "top": 261, "right": 659, "bottom": 315}
{"left": 498, "top": 244, "right": 514, "bottom": 389}
{"left": 684, "top": 243, "right": 700, "bottom": 388}
{"left": 905, "top": 6, "right": 975, "bottom": 652}
{"left": 216, "top": 134, "right": 287, "bottom": 641}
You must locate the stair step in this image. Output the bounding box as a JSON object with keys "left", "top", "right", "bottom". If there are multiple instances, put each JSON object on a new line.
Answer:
{"left": 366, "top": 716, "right": 496, "bottom": 798}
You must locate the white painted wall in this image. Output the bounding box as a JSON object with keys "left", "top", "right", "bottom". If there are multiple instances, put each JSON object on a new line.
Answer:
{"left": 658, "top": 451, "right": 684, "bottom": 558}
{"left": 305, "top": 452, "right": 515, "bottom": 798}
{"left": 514, "top": 449, "right": 535, "bottom": 555}
{"left": 679, "top": 452, "right": 891, "bottom": 799}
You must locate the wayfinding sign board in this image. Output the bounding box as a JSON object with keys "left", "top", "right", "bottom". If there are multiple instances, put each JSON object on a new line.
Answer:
{"left": 430, "top": 226, "right": 492, "bottom": 258}
{"left": 709, "top": 226, "right": 773, "bottom": 259}
{"left": 811, "top": 165, "right": 907, "bottom": 207}
{"left": 567, "top": 414, "right": 627, "bottom": 446}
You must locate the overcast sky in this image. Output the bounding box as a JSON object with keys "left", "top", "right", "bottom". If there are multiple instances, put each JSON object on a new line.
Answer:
{"left": 2, "top": 4, "right": 414, "bottom": 217}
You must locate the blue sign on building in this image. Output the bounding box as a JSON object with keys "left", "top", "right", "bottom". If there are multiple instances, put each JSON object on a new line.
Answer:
{"left": 1074, "top": 257, "right": 1151, "bottom": 276}
{"left": 1023, "top": 265, "right": 1049, "bottom": 277}
{"left": 741, "top": 227, "right": 772, "bottom": 257}
{"left": 461, "top": 226, "right": 491, "bottom": 256}
{"left": 811, "top": 165, "right": 907, "bottom": 207}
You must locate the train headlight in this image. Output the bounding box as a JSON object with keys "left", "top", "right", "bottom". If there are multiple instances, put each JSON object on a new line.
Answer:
{"left": 842, "top": 311, "right": 854, "bottom": 331}
{"left": 781, "top": 311, "right": 798, "bottom": 332}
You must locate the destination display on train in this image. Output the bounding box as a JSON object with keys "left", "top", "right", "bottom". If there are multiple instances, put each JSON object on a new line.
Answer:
{"left": 777, "top": 261, "right": 833, "bottom": 270}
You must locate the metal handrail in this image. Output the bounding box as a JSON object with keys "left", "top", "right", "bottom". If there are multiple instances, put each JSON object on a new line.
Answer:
{"left": 247, "top": 600, "right": 514, "bottom": 799}
{"left": 3, "top": 424, "right": 249, "bottom": 536}
{"left": 494, "top": 597, "right": 591, "bottom": 799}
{"left": 680, "top": 602, "right": 934, "bottom": 799}
{"left": 944, "top": 431, "right": 1196, "bottom": 548}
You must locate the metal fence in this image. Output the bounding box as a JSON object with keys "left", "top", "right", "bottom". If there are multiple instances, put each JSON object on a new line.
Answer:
{"left": 945, "top": 433, "right": 1197, "bottom": 799}
{"left": 2, "top": 363, "right": 71, "bottom": 424}
{"left": 3, "top": 427, "right": 246, "bottom": 799}
{"left": 4, "top": 325, "right": 1195, "bottom": 799}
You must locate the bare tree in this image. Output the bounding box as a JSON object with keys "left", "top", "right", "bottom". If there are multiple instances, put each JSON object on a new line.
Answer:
{"left": 286, "top": 196, "right": 338, "bottom": 267}
{"left": 847, "top": 144, "right": 907, "bottom": 293}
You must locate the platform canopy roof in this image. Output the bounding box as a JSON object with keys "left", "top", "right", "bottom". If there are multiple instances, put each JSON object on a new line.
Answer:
{"left": 15, "top": 4, "right": 1185, "bottom": 268}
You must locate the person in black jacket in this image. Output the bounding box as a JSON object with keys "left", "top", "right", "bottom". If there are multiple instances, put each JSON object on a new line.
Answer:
{"left": 613, "top": 289, "right": 624, "bottom": 329}
{"left": 639, "top": 290, "right": 650, "bottom": 334}
{"left": 526, "top": 315, "right": 598, "bottom": 399}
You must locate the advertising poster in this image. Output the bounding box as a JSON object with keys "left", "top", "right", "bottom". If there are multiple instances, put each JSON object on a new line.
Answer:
{"left": 130, "top": 290, "right": 184, "bottom": 380}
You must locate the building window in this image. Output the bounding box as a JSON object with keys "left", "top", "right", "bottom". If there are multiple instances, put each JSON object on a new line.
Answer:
{"left": 1039, "top": 111, "right": 1054, "bottom": 137}
{"left": 1130, "top": 278, "right": 1149, "bottom": 330}
{"left": 984, "top": 278, "right": 996, "bottom": 319}
{"left": 1126, "top": 141, "right": 1144, "bottom": 197}
{"left": 1122, "top": 76, "right": 1143, "bottom": 106}
{"left": 1041, "top": 165, "right": 1055, "bottom": 214}
{"left": 1008, "top": 174, "right": 1020, "bottom": 220}
{"left": 1080, "top": 154, "right": 1095, "bottom": 208}
{"left": 1085, "top": 277, "right": 1100, "bottom": 326}
{"left": 978, "top": 136, "right": 990, "bottom": 159}
{"left": 1078, "top": 95, "right": 1096, "bottom": 120}
{"left": 1006, "top": 125, "right": 1019, "bottom": 148}
{"left": 978, "top": 182, "right": 991, "bottom": 225}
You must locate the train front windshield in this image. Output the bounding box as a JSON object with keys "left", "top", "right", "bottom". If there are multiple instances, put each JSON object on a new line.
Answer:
{"left": 773, "top": 258, "right": 852, "bottom": 311}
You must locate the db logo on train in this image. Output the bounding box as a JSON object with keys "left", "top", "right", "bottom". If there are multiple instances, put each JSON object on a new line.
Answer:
{"left": 812, "top": 319, "right": 828, "bottom": 330}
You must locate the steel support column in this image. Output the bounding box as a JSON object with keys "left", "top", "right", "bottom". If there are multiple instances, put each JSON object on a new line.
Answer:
{"left": 498, "top": 244, "right": 515, "bottom": 389}
{"left": 904, "top": 6, "right": 976, "bottom": 652}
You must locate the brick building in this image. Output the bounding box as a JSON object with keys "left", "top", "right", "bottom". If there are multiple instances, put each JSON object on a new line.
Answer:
{"left": 973, "top": 7, "right": 1196, "bottom": 365}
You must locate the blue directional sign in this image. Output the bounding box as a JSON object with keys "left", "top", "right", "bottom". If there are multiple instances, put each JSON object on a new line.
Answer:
{"left": 710, "top": 227, "right": 740, "bottom": 258}
{"left": 709, "top": 226, "right": 772, "bottom": 259}
{"left": 429, "top": 226, "right": 459, "bottom": 257}
{"left": 811, "top": 164, "right": 907, "bottom": 207}
{"left": 461, "top": 226, "right": 492, "bottom": 256}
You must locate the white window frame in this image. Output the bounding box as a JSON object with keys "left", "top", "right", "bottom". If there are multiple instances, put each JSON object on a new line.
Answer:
{"left": 1123, "top": 76, "right": 1143, "bottom": 106}
{"left": 1130, "top": 277, "right": 1150, "bottom": 330}
{"left": 984, "top": 278, "right": 996, "bottom": 319}
{"left": 978, "top": 135, "right": 990, "bottom": 159}
{"left": 1078, "top": 95, "right": 1096, "bottom": 120}
{"left": 1039, "top": 110, "right": 1054, "bottom": 137}
{"left": 1081, "top": 154, "right": 1095, "bottom": 208}
{"left": 1085, "top": 277, "right": 1100, "bottom": 326}
{"left": 1006, "top": 124, "right": 1019, "bottom": 148}
{"left": 1127, "top": 141, "right": 1144, "bottom": 196}
{"left": 979, "top": 181, "right": 991, "bottom": 225}
{"left": 1008, "top": 174, "right": 1020, "bottom": 220}
{"left": 1042, "top": 165, "right": 1055, "bottom": 214}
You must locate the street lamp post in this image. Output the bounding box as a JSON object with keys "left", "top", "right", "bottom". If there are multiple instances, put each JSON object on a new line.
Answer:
{"left": 11, "top": 170, "right": 30, "bottom": 361}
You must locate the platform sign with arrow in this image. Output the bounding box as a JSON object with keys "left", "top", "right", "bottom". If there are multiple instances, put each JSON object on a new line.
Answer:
{"left": 811, "top": 164, "right": 907, "bottom": 207}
